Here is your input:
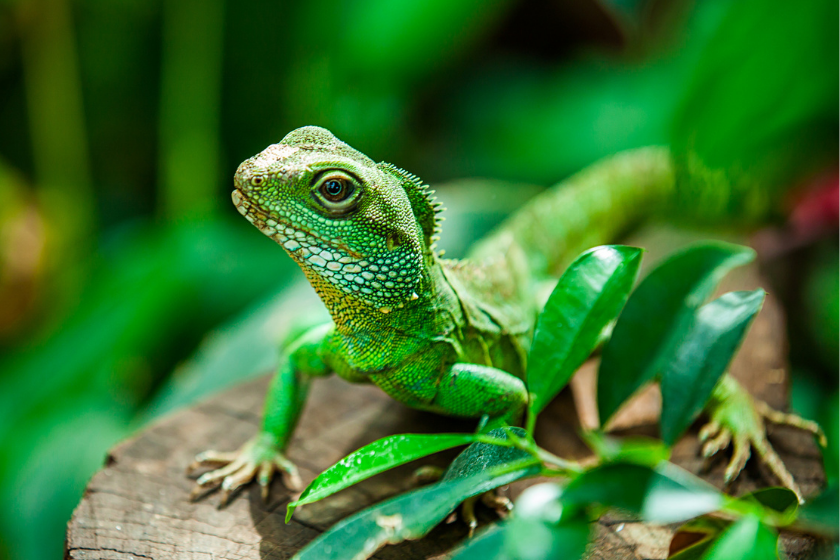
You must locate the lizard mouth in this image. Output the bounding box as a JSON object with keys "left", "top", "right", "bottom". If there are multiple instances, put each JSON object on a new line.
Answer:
{"left": 231, "top": 189, "right": 363, "bottom": 260}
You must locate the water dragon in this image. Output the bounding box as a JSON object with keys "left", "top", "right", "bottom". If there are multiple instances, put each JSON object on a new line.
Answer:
{"left": 189, "top": 126, "right": 824, "bottom": 505}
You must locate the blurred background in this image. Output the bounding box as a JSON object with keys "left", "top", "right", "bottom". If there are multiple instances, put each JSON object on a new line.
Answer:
{"left": 0, "top": 0, "right": 836, "bottom": 557}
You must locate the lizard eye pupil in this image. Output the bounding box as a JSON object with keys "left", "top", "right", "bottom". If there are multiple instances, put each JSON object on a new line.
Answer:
{"left": 322, "top": 179, "right": 348, "bottom": 200}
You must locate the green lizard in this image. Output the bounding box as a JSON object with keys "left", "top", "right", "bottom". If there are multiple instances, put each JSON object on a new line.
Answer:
{"left": 189, "top": 126, "right": 824, "bottom": 504}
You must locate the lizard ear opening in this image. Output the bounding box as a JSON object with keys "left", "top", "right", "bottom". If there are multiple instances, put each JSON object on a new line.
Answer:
{"left": 386, "top": 233, "right": 402, "bottom": 251}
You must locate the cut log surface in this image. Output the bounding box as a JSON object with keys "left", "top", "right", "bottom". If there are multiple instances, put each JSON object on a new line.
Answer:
{"left": 66, "top": 265, "right": 827, "bottom": 560}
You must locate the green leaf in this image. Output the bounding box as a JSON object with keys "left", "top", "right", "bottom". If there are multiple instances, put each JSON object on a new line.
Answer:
{"left": 441, "top": 427, "right": 535, "bottom": 482}
{"left": 641, "top": 462, "right": 724, "bottom": 524}
{"left": 449, "top": 524, "right": 508, "bottom": 560}
{"left": 286, "top": 433, "right": 477, "bottom": 521}
{"left": 504, "top": 483, "right": 590, "bottom": 560}
{"left": 668, "top": 517, "right": 730, "bottom": 560}
{"left": 796, "top": 484, "right": 839, "bottom": 539}
{"left": 660, "top": 289, "right": 765, "bottom": 444}
{"left": 528, "top": 245, "right": 643, "bottom": 415}
{"left": 598, "top": 241, "right": 755, "bottom": 424}
{"left": 453, "top": 484, "right": 590, "bottom": 560}
{"left": 561, "top": 462, "right": 722, "bottom": 523}
{"left": 581, "top": 431, "right": 670, "bottom": 466}
{"left": 737, "top": 487, "right": 799, "bottom": 519}
{"left": 292, "top": 428, "right": 540, "bottom": 560}
{"left": 700, "top": 516, "right": 779, "bottom": 560}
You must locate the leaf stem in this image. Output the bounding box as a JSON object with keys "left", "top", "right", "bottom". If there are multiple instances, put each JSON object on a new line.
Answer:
{"left": 475, "top": 431, "right": 585, "bottom": 475}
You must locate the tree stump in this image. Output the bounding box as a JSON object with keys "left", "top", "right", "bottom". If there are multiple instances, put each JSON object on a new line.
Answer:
{"left": 66, "top": 266, "right": 827, "bottom": 559}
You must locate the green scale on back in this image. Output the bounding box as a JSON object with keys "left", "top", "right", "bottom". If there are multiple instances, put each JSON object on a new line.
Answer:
{"left": 189, "top": 126, "right": 819, "bottom": 505}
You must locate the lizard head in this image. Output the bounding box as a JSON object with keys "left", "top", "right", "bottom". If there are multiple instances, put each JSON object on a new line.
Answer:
{"left": 232, "top": 126, "right": 442, "bottom": 313}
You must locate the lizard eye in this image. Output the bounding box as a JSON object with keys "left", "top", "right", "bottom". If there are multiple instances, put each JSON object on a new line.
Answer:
{"left": 322, "top": 178, "right": 349, "bottom": 201}
{"left": 312, "top": 171, "right": 362, "bottom": 216}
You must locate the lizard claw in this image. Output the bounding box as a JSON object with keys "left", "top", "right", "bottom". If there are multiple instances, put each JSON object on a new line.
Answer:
{"left": 458, "top": 489, "right": 513, "bottom": 536}
{"left": 699, "top": 422, "right": 732, "bottom": 458}
{"left": 481, "top": 490, "right": 513, "bottom": 513}
{"left": 188, "top": 432, "right": 300, "bottom": 505}
{"left": 756, "top": 400, "right": 828, "bottom": 447}
{"left": 702, "top": 376, "right": 824, "bottom": 503}
{"left": 462, "top": 495, "right": 479, "bottom": 537}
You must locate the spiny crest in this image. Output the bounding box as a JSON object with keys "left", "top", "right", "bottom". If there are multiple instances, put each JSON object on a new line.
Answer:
{"left": 378, "top": 162, "right": 445, "bottom": 250}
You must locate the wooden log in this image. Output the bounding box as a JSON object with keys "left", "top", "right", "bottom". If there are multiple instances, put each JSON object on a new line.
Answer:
{"left": 66, "top": 261, "right": 827, "bottom": 560}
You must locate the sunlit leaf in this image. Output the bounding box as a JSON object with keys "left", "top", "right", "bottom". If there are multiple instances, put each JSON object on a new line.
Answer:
{"left": 505, "top": 513, "right": 589, "bottom": 560}
{"left": 286, "top": 433, "right": 477, "bottom": 521}
{"left": 641, "top": 462, "right": 723, "bottom": 524}
{"left": 504, "top": 483, "right": 590, "bottom": 560}
{"left": 528, "top": 245, "right": 642, "bottom": 415}
{"left": 292, "top": 428, "right": 539, "bottom": 560}
{"left": 660, "top": 290, "right": 764, "bottom": 444}
{"left": 700, "top": 516, "right": 779, "bottom": 560}
{"left": 561, "top": 461, "right": 722, "bottom": 523}
{"left": 598, "top": 241, "right": 755, "bottom": 424}
{"left": 452, "top": 484, "right": 590, "bottom": 560}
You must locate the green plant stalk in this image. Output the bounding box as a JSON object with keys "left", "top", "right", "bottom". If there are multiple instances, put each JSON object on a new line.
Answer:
{"left": 17, "top": 0, "right": 94, "bottom": 247}
{"left": 158, "top": 0, "right": 225, "bottom": 219}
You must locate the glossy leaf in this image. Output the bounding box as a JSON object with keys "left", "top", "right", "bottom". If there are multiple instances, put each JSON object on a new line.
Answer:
{"left": 640, "top": 462, "right": 724, "bottom": 524}
{"left": 452, "top": 484, "right": 590, "bottom": 560}
{"left": 561, "top": 462, "right": 722, "bottom": 523}
{"left": 660, "top": 290, "right": 765, "bottom": 444}
{"left": 528, "top": 245, "right": 643, "bottom": 415}
{"left": 505, "top": 515, "right": 589, "bottom": 560}
{"left": 700, "top": 516, "right": 779, "bottom": 560}
{"left": 292, "top": 429, "right": 539, "bottom": 560}
{"left": 504, "top": 483, "right": 590, "bottom": 560}
{"left": 598, "top": 242, "right": 755, "bottom": 424}
{"left": 286, "top": 433, "right": 477, "bottom": 521}
{"left": 581, "top": 431, "right": 670, "bottom": 466}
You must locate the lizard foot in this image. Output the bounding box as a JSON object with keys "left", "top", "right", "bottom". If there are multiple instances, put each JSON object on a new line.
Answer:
{"left": 187, "top": 432, "right": 302, "bottom": 505}
{"left": 459, "top": 491, "right": 514, "bottom": 536}
{"left": 441, "top": 490, "right": 512, "bottom": 536}
{"left": 414, "top": 465, "right": 512, "bottom": 535}
{"left": 700, "top": 375, "right": 827, "bottom": 503}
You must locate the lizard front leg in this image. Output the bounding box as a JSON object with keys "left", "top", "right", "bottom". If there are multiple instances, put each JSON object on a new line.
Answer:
{"left": 189, "top": 322, "right": 334, "bottom": 504}
{"left": 432, "top": 363, "right": 529, "bottom": 430}
{"left": 430, "top": 363, "right": 529, "bottom": 533}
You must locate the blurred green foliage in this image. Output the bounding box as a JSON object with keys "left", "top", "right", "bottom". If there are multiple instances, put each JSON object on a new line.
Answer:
{"left": 0, "top": 0, "right": 836, "bottom": 558}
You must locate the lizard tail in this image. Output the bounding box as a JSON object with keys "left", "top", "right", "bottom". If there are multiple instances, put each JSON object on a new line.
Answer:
{"left": 468, "top": 146, "right": 675, "bottom": 279}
